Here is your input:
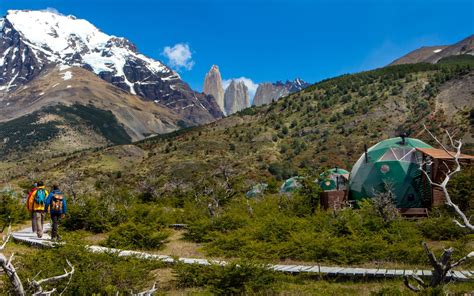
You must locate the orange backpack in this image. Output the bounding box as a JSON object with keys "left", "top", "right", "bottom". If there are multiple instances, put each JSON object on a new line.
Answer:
{"left": 51, "top": 193, "right": 64, "bottom": 212}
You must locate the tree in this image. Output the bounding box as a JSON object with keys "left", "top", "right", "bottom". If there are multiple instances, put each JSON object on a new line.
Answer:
{"left": 403, "top": 125, "right": 473, "bottom": 292}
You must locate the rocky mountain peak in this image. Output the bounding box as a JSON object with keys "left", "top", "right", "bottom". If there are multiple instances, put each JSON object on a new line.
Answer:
{"left": 203, "top": 64, "right": 225, "bottom": 113}
{"left": 253, "top": 78, "right": 310, "bottom": 106}
{"left": 0, "top": 9, "right": 222, "bottom": 124}
{"left": 224, "top": 80, "right": 249, "bottom": 115}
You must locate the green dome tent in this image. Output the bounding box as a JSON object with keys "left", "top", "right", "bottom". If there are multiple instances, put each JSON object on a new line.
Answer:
{"left": 319, "top": 168, "right": 350, "bottom": 191}
{"left": 280, "top": 177, "right": 303, "bottom": 193}
{"left": 246, "top": 183, "right": 268, "bottom": 198}
{"left": 349, "top": 137, "right": 432, "bottom": 208}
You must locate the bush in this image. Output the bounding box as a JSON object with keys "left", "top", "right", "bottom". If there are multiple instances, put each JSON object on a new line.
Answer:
{"left": 105, "top": 222, "right": 170, "bottom": 250}
{"left": 0, "top": 191, "right": 29, "bottom": 223}
{"left": 174, "top": 261, "right": 277, "bottom": 295}
{"left": 418, "top": 215, "right": 466, "bottom": 240}
{"left": 5, "top": 234, "right": 164, "bottom": 295}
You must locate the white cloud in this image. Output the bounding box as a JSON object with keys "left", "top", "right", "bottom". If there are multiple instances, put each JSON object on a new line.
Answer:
{"left": 222, "top": 77, "right": 259, "bottom": 100}
{"left": 162, "top": 43, "right": 195, "bottom": 71}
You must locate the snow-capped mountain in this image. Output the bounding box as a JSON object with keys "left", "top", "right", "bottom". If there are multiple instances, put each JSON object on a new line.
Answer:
{"left": 0, "top": 10, "right": 222, "bottom": 123}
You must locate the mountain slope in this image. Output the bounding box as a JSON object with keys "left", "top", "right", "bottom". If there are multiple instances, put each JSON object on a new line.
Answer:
{"left": 390, "top": 35, "right": 474, "bottom": 65}
{"left": 3, "top": 61, "right": 473, "bottom": 192}
{"left": 0, "top": 65, "right": 185, "bottom": 158}
{"left": 0, "top": 9, "right": 222, "bottom": 124}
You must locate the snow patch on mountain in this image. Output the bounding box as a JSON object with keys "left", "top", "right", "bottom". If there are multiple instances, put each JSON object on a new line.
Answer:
{"left": 62, "top": 71, "right": 72, "bottom": 80}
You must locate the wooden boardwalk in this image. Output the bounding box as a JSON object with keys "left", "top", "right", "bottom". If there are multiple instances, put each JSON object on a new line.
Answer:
{"left": 12, "top": 225, "right": 474, "bottom": 282}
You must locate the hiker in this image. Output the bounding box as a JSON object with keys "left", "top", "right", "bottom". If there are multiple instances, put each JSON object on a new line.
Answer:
{"left": 44, "top": 185, "right": 67, "bottom": 240}
{"left": 27, "top": 181, "right": 48, "bottom": 238}
{"left": 26, "top": 181, "right": 38, "bottom": 233}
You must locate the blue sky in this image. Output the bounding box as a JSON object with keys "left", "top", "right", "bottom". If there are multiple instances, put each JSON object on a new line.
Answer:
{"left": 1, "top": 0, "right": 473, "bottom": 94}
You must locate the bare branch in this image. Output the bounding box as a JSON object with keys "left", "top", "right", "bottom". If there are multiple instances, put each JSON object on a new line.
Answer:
{"left": 132, "top": 282, "right": 158, "bottom": 296}
{"left": 403, "top": 274, "right": 425, "bottom": 292}
{"left": 451, "top": 251, "right": 474, "bottom": 269}
{"left": 29, "top": 260, "right": 74, "bottom": 295}
{"left": 0, "top": 253, "right": 25, "bottom": 296}
{"left": 0, "top": 225, "right": 12, "bottom": 251}
{"left": 422, "top": 125, "right": 474, "bottom": 232}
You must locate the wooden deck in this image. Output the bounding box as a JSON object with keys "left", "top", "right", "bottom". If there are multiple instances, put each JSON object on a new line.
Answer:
{"left": 12, "top": 225, "right": 474, "bottom": 282}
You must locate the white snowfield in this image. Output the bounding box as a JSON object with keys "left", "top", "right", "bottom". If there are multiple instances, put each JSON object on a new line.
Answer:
{"left": 2, "top": 10, "right": 178, "bottom": 94}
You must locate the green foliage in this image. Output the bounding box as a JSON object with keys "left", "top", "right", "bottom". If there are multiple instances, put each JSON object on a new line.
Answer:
{"left": 0, "top": 191, "right": 29, "bottom": 223}
{"left": 0, "top": 104, "right": 132, "bottom": 158}
{"left": 437, "top": 54, "right": 474, "bottom": 66}
{"left": 448, "top": 167, "right": 474, "bottom": 212}
{"left": 180, "top": 195, "right": 439, "bottom": 265}
{"left": 62, "top": 104, "right": 131, "bottom": 145}
{"left": 4, "top": 234, "right": 164, "bottom": 295}
{"left": 105, "top": 222, "right": 170, "bottom": 250}
{"left": 174, "top": 261, "right": 277, "bottom": 295}
{"left": 268, "top": 162, "right": 298, "bottom": 180}
{"left": 417, "top": 215, "right": 467, "bottom": 240}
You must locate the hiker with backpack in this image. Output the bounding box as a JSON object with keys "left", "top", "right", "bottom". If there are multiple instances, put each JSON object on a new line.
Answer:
{"left": 27, "top": 181, "right": 48, "bottom": 238}
{"left": 44, "top": 185, "right": 67, "bottom": 240}
{"left": 26, "top": 181, "right": 38, "bottom": 233}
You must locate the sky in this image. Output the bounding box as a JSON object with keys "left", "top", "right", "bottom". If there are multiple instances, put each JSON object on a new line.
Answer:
{"left": 1, "top": 0, "right": 473, "bottom": 97}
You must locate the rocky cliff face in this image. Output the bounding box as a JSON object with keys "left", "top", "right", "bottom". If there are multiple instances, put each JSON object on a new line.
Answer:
{"left": 224, "top": 80, "right": 249, "bottom": 115}
{"left": 203, "top": 65, "right": 225, "bottom": 113}
{"left": 253, "top": 78, "right": 310, "bottom": 106}
{"left": 0, "top": 10, "right": 222, "bottom": 124}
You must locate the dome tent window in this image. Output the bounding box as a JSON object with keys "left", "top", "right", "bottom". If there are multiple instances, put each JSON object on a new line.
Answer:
{"left": 379, "top": 147, "right": 418, "bottom": 163}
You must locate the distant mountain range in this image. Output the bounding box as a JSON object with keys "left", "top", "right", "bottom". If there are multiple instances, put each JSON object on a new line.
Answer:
{"left": 203, "top": 65, "right": 310, "bottom": 115}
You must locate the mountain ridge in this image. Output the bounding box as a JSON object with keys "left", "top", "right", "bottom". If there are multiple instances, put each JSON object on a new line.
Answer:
{"left": 0, "top": 9, "right": 222, "bottom": 124}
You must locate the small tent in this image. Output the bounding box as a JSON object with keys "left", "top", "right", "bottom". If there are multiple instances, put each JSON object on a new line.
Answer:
{"left": 319, "top": 167, "right": 350, "bottom": 191}
{"left": 349, "top": 137, "right": 432, "bottom": 208}
{"left": 246, "top": 183, "right": 268, "bottom": 198}
{"left": 280, "top": 177, "right": 303, "bottom": 193}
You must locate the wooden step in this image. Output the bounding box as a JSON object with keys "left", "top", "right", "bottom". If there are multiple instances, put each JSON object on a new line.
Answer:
{"left": 399, "top": 208, "right": 429, "bottom": 218}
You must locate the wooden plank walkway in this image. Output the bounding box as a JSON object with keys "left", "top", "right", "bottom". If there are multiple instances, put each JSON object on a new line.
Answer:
{"left": 11, "top": 225, "right": 473, "bottom": 282}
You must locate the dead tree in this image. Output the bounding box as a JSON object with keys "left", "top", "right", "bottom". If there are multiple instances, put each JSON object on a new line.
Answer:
{"left": 131, "top": 282, "right": 158, "bottom": 296}
{"left": 0, "top": 226, "right": 24, "bottom": 296}
{"left": 404, "top": 243, "right": 473, "bottom": 292}
{"left": 371, "top": 181, "right": 399, "bottom": 224}
{"left": 404, "top": 126, "right": 473, "bottom": 292}
{"left": 0, "top": 225, "right": 74, "bottom": 296}
{"left": 420, "top": 125, "right": 473, "bottom": 231}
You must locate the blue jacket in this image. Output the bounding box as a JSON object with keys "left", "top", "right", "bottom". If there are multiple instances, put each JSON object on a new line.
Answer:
{"left": 45, "top": 190, "right": 67, "bottom": 215}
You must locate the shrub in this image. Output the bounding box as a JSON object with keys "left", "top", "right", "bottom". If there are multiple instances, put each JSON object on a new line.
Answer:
{"left": 418, "top": 215, "right": 466, "bottom": 240}
{"left": 6, "top": 234, "right": 164, "bottom": 295}
{"left": 173, "top": 261, "right": 277, "bottom": 295}
{"left": 0, "top": 191, "right": 29, "bottom": 223}
{"left": 105, "top": 222, "right": 170, "bottom": 250}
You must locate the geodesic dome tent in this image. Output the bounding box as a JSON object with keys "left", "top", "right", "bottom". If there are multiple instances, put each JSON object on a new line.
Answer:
{"left": 280, "top": 177, "right": 303, "bottom": 193}
{"left": 319, "top": 168, "right": 350, "bottom": 191}
{"left": 349, "top": 137, "right": 432, "bottom": 208}
{"left": 246, "top": 183, "right": 268, "bottom": 198}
